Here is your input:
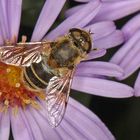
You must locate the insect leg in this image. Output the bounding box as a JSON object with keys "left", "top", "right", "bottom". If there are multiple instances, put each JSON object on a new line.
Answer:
{"left": 21, "top": 35, "right": 27, "bottom": 43}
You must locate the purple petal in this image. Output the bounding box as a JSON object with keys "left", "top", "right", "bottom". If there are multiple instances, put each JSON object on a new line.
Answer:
{"left": 31, "top": 0, "right": 66, "bottom": 41}
{"left": 30, "top": 106, "right": 62, "bottom": 139}
{"left": 111, "top": 29, "right": 140, "bottom": 65}
{"left": 72, "top": 76, "right": 134, "bottom": 98}
{"left": 11, "top": 108, "right": 33, "bottom": 140}
{"left": 65, "top": 5, "right": 84, "bottom": 17}
{"left": 23, "top": 108, "right": 45, "bottom": 140}
{"left": 7, "top": 0, "right": 22, "bottom": 41}
{"left": 55, "top": 126, "right": 72, "bottom": 139}
{"left": 45, "top": 0, "right": 101, "bottom": 40}
{"left": 94, "top": 30, "right": 124, "bottom": 49}
{"left": 0, "top": 0, "right": 10, "bottom": 40}
{"left": 62, "top": 98, "right": 115, "bottom": 140}
{"left": 93, "top": 0, "right": 140, "bottom": 22}
{"left": 84, "top": 21, "right": 116, "bottom": 41}
{"left": 122, "top": 14, "right": 140, "bottom": 41}
{"left": 134, "top": 72, "right": 140, "bottom": 97}
{"left": 0, "top": 112, "right": 10, "bottom": 140}
{"left": 74, "top": 0, "right": 90, "bottom": 2}
{"left": 75, "top": 61, "right": 123, "bottom": 77}
{"left": 119, "top": 39, "right": 140, "bottom": 68}
{"left": 60, "top": 120, "right": 87, "bottom": 139}
{"left": 87, "top": 49, "right": 106, "bottom": 60}
{"left": 117, "top": 41, "right": 140, "bottom": 80}
{"left": 0, "top": 30, "right": 4, "bottom": 45}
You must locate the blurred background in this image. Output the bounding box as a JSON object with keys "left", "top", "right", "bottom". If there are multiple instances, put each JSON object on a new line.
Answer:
{"left": 10, "top": 0, "right": 140, "bottom": 140}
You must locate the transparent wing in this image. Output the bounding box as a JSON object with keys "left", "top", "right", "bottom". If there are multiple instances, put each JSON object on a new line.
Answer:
{"left": 46, "top": 70, "right": 75, "bottom": 127}
{"left": 0, "top": 43, "right": 49, "bottom": 66}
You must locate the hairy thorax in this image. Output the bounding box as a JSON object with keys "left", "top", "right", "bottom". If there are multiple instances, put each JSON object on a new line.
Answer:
{"left": 47, "top": 40, "right": 77, "bottom": 74}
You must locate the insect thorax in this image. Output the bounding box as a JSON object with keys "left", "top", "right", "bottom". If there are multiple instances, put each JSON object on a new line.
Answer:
{"left": 47, "top": 37, "right": 87, "bottom": 71}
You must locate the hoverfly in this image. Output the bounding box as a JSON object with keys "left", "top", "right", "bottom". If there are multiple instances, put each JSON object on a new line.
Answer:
{"left": 0, "top": 28, "right": 92, "bottom": 127}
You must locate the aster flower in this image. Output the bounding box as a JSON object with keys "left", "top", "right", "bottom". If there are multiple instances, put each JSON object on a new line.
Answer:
{"left": 0, "top": 0, "right": 134, "bottom": 140}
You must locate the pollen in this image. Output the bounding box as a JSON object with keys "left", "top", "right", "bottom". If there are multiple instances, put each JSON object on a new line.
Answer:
{"left": 0, "top": 62, "right": 46, "bottom": 114}
{"left": 6, "top": 68, "right": 11, "bottom": 73}
{"left": 15, "top": 83, "right": 20, "bottom": 87}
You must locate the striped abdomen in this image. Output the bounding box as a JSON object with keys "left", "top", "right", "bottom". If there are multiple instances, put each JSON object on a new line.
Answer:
{"left": 23, "top": 61, "right": 54, "bottom": 90}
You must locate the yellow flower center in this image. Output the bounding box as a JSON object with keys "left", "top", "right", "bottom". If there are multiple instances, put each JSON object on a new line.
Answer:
{"left": 0, "top": 62, "right": 46, "bottom": 113}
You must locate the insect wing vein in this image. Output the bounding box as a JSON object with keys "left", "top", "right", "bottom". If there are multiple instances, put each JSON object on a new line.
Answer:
{"left": 0, "top": 45, "right": 42, "bottom": 66}
{"left": 46, "top": 70, "right": 74, "bottom": 127}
